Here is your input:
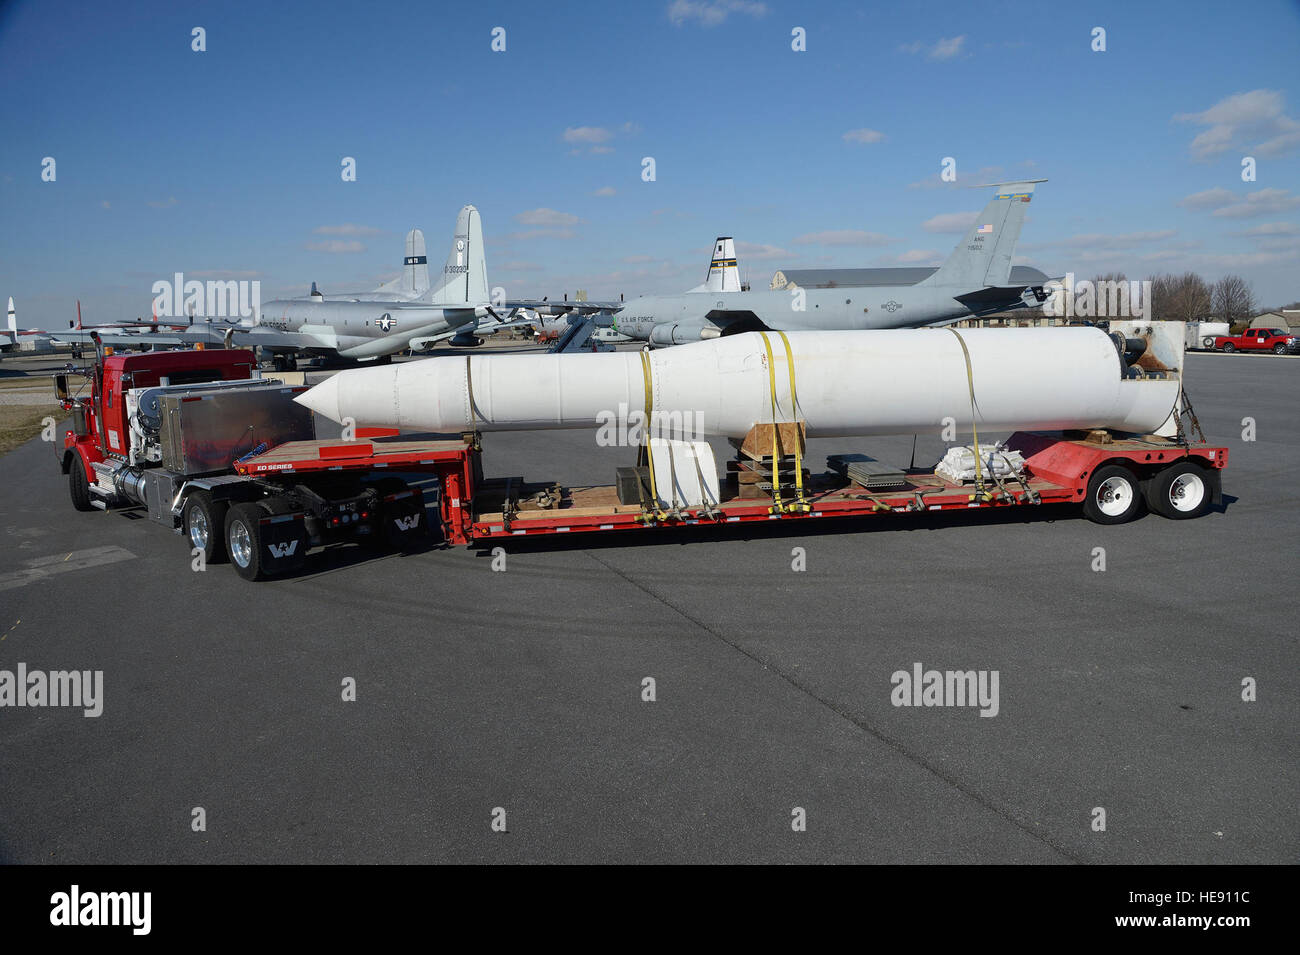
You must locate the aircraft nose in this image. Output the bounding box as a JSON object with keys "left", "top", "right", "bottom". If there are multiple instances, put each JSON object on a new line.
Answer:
{"left": 295, "top": 373, "right": 342, "bottom": 423}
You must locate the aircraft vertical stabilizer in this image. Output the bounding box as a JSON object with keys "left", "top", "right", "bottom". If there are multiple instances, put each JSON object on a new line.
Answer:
{"left": 688, "top": 237, "right": 741, "bottom": 292}
{"left": 376, "top": 229, "right": 430, "bottom": 297}
{"left": 920, "top": 180, "right": 1045, "bottom": 289}
{"left": 429, "top": 205, "right": 490, "bottom": 306}
{"left": 6, "top": 297, "right": 15, "bottom": 334}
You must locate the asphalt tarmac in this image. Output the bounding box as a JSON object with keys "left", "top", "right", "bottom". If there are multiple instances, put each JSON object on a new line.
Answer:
{"left": 0, "top": 350, "right": 1294, "bottom": 863}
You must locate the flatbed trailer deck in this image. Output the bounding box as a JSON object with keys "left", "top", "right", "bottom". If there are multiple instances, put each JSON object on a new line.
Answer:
{"left": 363, "top": 428, "right": 1228, "bottom": 547}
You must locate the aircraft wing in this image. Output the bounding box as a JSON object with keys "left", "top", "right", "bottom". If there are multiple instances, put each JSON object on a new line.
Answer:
{"left": 49, "top": 325, "right": 332, "bottom": 354}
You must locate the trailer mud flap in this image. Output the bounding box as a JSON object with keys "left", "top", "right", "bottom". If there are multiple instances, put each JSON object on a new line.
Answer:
{"left": 260, "top": 514, "right": 308, "bottom": 574}
{"left": 382, "top": 488, "right": 425, "bottom": 547}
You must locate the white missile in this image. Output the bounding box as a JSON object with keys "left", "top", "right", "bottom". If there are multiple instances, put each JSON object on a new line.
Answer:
{"left": 295, "top": 327, "right": 1184, "bottom": 439}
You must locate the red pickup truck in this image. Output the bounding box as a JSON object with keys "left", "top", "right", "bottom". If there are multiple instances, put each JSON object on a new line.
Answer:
{"left": 1213, "top": 327, "right": 1299, "bottom": 355}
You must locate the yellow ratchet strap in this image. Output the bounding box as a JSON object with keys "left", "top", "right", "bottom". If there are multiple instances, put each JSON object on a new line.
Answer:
{"left": 944, "top": 328, "right": 992, "bottom": 502}
{"left": 759, "top": 333, "right": 785, "bottom": 513}
{"left": 639, "top": 349, "right": 666, "bottom": 521}
{"left": 465, "top": 356, "right": 482, "bottom": 451}
{"left": 776, "top": 331, "right": 809, "bottom": 512}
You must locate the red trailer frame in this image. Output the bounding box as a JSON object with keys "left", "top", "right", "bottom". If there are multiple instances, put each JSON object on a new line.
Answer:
{"left": 248, "top": 429, "right": 1225, "bottom": 547}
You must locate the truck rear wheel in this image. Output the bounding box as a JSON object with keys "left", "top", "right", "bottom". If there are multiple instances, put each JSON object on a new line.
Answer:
{"left": 68, "top": 455, "right": 93, "bottom": 512}
{"left": 184, "top": 492, "right": 229, "bottom": 564}
{"left": 225, "top": 503, "right": 268, "bottom": 581}
{"left": 1145, "top": 462, "right": 1213, "bottom": 520}
{"left": 1082, "top": 465, "right": 1143, "bottom": 524}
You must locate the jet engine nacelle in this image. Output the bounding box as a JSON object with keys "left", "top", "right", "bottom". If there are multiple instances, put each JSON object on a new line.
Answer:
{"left": 449, "top": 332, "right": 484, "bottom": 347}
{"left": 649, "top": 321, "right": 714, "bottom": 347}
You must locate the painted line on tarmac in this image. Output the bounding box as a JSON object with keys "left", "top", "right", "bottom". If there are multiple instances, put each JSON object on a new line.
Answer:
{"left": 0, "top": 545, "right": 137, "bottom": 592}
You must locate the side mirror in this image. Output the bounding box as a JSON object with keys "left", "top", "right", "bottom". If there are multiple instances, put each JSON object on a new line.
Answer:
{"left": 54, "top": 373, "right": 69, "bottom": 400}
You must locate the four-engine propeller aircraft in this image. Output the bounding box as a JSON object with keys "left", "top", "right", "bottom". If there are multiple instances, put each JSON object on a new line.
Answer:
{"left": 609, "top": 180, "right": 1053, "bottom": 345}
{"left": 52, "top": 206, "right": 498, "bottom": 368}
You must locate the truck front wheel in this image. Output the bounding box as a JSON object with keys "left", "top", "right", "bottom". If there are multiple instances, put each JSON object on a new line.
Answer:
{"left": 1082, "top": 465, "right": 1144, "bottom": 524}
{"left": 1221, "top": 341, "right": 1235, "bottom": 353}
{"left": 1273, "top": 343, "right": 1286, "bottom": 355}
{"left": 184, "top": 492, "right": 229, "bottom": 564}
{"left": 68, "top": 456, "right": 93, "bottom": 512}
{"left": 1145, "top": 462, "right": 1214, "bottom": 520}
{"left": 225, "top": 503, "right": 267, "bottom": 581}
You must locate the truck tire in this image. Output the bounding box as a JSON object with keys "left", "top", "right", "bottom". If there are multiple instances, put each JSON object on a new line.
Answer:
{"left": 1082, "top": 464, "right": 1143, "bottom": 525}
{"left": 1145, "top": 462, "right": 1213, "bottom": 520}
{"left": 1273, "top": 343, "right": 1286, "bottom": 355}
{"left": 68, "top": 455, "right": 94, "bottom": 512}
{"left": 184, "top": 492, "right": 229, "bottom": 564}
{"left": 1221, "top": 341, "right": 1235, "bottom": 353}
{"left": 225, "top": 502, "right": 268, "bottom": 581}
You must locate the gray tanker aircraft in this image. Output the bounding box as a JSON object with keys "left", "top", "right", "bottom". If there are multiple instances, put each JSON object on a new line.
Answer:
{"left": 53, "top": 206, "right": 496, "bottom": 368}
{"left": 610, "top": 180, "right": 1052, "bottom": 345}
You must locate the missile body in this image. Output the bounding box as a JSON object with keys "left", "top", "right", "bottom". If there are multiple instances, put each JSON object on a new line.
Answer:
{"left": 295, "top": 328, "right": 1182, "bottom": 439}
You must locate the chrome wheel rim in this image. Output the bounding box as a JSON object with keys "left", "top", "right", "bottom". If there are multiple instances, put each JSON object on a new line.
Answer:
{"left": 230, "top": 521, "right": 252, "bottom": 568}
{"left": 189, "top": 508, "right": 209, "bottom": 551}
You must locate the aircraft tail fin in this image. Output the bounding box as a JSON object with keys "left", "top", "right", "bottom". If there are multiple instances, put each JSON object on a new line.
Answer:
{"left": 688, "top": 237, "right": 741, "bottom": 292}
{"left": 920, "top": 180, "right": 1044, "bottom": 289}
{"left": 429, "top": 205, "right": 490, "bottom": 306}
{"left": 377, "top": 229, "right": 430, "bottom": 297}
{"left": 7, "top": 297, "right": 15, "bottom": 334}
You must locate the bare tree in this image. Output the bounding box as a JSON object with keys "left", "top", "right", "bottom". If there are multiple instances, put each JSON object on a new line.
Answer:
{"left": 1212, "top": 274, "right": 1256, "bottom": 330}
{"left": 1150, "top": 272, "right": 1212, "bottom": 323}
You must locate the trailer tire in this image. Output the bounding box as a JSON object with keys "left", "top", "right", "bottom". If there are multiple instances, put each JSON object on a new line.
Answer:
{"left": 225, "top": 502, "right": 268, "bottom": 581}
{"left": 1145, "top": 462, "right": 1214, "bottom": 520}
{"left": 1082, "top": 464, "right": 1144, "bottom": 524}
{"left": 1202, "top": 336, "right": 1215, "bottom": 349}
{"left": 184, "top": 492, "right": 229, "bottom": 564}
{"left": 1221, "top": 341, "right": 1235, "bottom": 353}
{"left": 68, "top": 455, "right": 94, "bottom": 512}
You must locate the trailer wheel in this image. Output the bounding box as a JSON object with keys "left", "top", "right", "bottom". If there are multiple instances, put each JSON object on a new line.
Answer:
{"left": 1082, "top": 465, "right": 1144, "bottom": 524}
{"left": 184, "top": 492, "right": 229, "bottom": 564}
{"left": 1221, "top": 341, "right": 1235, "bottom": 353}
{"left": 67, "top": 455, "right": 93, "bottom": 512}
{"left": 1202, "top": 336, "right": 1215, "bottom": 349}
{"left": 225, "top": 503, "right": 267, "bottom": 581}
{"left": 1145, "top": 462, "right": 1213, "bottom": 520}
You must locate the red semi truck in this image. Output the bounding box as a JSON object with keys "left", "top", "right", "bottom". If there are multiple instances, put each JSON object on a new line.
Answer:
{"left": 55, "top": 340, "right": 432, "bottom": 580}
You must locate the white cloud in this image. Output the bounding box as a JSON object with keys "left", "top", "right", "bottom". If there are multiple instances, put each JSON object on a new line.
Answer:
{"left": 735, "top": 241, "right": 792, "bottom": 261}
{"left": 900, "top": 35, "right": 967, "bottom": 60}
{"left": 501, "top": 261, "right": 543, "bottom": 272}
{"left": 504, "top": 229, "right": 576, "bottom": 241}
{"left": 313, "top": 223, "right": 382, "bottom": 236}
{"left": 667, "top": 0, "right": 767, "bottom": 27}
{"left": 1175, "top": 89, "right": 1300, "bottom": 159}
{"left": 591, "top": 187, "right": 617, "bottom": 198}
{"left": 1054, "top": 230, "right": 1177, "bottom": 250}
{"left": 843, "top": 128, "right": 886, "bottom": 145}
{"left": 305, "top": 240, "right": 365, "bottom": 254}
{"left": 896, "top": 249, "right": 942, "bottom": 264}
{"left": 515, "top": 208, "right": 581, "bottom": 227}
{"left": 1210, "top": 188, "right": 1300, "bottom": 219}
{"left": 1179, "top": 187, "right": 1235, "bottom": 210}
{"left": 1232, "top": 221, "right": 1299, "bottom": 237}
{"left": 563, "top": 126, "right": 613, "bottom": 144}
{"left": 147, "top": 197, "right": 178, "bottom": 209}
{"left": 622, "top": 254, "right": 656, "bottom": 264}
{"left": 793, "top": 230, "right": 893, "bottom": 247}
{"left": 922, "top": 211, "right": 978, "bottom": 233}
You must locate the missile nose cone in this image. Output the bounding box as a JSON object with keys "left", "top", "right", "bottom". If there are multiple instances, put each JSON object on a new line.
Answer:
{"left": 295, "top": 373, "right": 342, "bottom": 423}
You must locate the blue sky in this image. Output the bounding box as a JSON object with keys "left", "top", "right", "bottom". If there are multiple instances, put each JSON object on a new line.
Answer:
{"left": 2, "top": 0, "right": 1299, "bottom": 327}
